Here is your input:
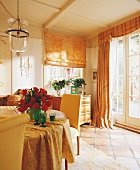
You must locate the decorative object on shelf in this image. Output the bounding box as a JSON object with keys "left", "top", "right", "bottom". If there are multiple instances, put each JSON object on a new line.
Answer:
{"left": 71, "top": 86, "right": 78, "bottom": 94}
{"left": 70, "top": 78, "right": 86, "bottom": 94}
{"left": 51, "top": 79, "right": 66, "bottom": 96}
{"left": 17, "top": 87, "right": 53, "bottom": 124}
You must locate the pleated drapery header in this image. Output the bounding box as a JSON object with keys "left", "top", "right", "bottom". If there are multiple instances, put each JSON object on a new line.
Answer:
{"left": 98, "top": 16, "right": 140, "bottom": 45}
{"left": 44, "top": 31, "right": 86, "bottom": 68}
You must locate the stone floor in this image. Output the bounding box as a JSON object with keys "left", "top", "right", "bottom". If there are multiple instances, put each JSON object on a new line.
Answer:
{"left": 80, "top": 124, "right": 140, "bottom": 170}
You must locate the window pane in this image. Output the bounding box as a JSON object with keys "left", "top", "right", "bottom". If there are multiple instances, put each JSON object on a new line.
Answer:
{"left": 129, "top": 33, "right": 139, "bottom": 55}
{"left": 112, "top": 95, "right": 117, "bottom": 113}
{"left": 128, "top": 32, "right": 140, "bottom": 119}
{"left": 129, "top": 55, "right": 139, "bottom": 75}
{"left": 129, "top": 76, "right": 139, "bottom": 97}
{"left": 117, "top": 38, "right": 124, "bottom": 75}
{"left": 118, "top": 77, "right": 123, "bottom": 94}
{"left": 129, "top": 97, "right": 140, "bottom": 118}
{"left": 118, "top": 95, "right": 123, "bottom": 114}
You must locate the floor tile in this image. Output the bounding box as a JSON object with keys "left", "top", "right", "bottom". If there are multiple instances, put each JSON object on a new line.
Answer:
{"left": 110, "top": 134, "right": 126, "bottom": 140}
{"left": 80, "top": 131, "right": 94, "bottom": 138}
{"left": 115, "top": 157, "right": 140, "bottom": 170}
{"left": 80, "top": 124, "right": 140, "bottom": 169}
{"left": 95, "top": 138, "right": 111, "bottom": 146}
{"left": 127, "top": 140, "right": 140, "bottom": 148}
{"left": 111, "top": 139, "right": 129, "bottom": 147}
{"left": 113, "top": 147, "right": 134, "bottom": 157}
{"left": 132, "top": 148, "right": 140, "bottom": 158}
{"left": 95, "top": 145, "right": 114, "bottom": 155}
{"left": 95, "top": 133, "right": 110, "bottom": 138}
{"left": 137, "top": 159, "right": 140, "bottom": 166}
{"left": 80, "top": 137, "right": 95, "bottom": 145}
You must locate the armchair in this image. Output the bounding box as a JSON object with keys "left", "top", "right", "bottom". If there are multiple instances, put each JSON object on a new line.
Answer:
{"left": 0, "top": 114, "right": 30, "bottom": 170}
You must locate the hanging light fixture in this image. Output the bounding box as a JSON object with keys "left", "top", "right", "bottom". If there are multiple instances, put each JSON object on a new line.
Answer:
{"left": 6, "top": 0, "right": 29, "bottom": 56}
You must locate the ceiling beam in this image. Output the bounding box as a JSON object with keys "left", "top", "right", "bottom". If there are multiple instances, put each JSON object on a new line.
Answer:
{"left": 30, "top": 0, "right": 60, "bottom": 12}
{"left": 43, "top": 0, "right": 80, "bottom": 28}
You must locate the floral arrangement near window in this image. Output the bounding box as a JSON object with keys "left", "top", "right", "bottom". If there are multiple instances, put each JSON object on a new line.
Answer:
{"left": 71, "top": 78, "right": 86, "bottom": 88}
{"left": 51, "top": 79, "right": 66, "bottom": 91}
{"left": 17, "top": 87, "right": 53, "bottom": 113}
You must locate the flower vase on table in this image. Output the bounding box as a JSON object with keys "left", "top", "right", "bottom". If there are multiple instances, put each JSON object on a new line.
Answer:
{"left": 16, "top": 87, "right": 53, "bottom": 125}
{"left": 26, "top": 108, "right": 34, "bottom": 120}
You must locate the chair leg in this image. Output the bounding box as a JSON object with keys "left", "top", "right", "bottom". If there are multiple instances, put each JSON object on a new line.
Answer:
{"left": 77, "top": 136, "right": 80, "bottom": 155}
{"left": 65, "top": 159, "right": 68, "bottom": 170}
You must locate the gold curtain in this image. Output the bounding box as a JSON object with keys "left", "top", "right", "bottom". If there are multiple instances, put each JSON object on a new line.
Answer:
{"left": 43, "top": 31, "right": 86, "bottom": 68}
{"left": 93, "top": 16, "right": 140, "bottom": 128}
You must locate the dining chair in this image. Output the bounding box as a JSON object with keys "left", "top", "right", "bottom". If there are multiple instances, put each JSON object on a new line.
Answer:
{"left": 0, "top": 114, "right": 30, "bottom": 170}
{"left": 60, "top": 94, "right": 81, "bottom": 155}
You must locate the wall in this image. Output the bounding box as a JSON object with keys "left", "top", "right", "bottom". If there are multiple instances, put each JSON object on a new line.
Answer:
{"left": 84, "top": 36, "right": 98, "bottom": 118}
{"left": 12, "top": 38, "right": 43, "bottom": 93}
{"left": 0, "top": 38, "right": 11, "bottom": 95}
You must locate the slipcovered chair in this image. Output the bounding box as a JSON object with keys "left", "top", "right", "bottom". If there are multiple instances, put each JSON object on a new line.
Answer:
{"left": 60, "top": 94, "right": 81, "bottom": 170}
{"left": 60, "top": 94, "right": 81, "bottom": 154}
{"left": 0, "top": 106, "right": 17, "bottom": 115}
{"left": 0, "top": 114, "right": 30, "bottom": 170}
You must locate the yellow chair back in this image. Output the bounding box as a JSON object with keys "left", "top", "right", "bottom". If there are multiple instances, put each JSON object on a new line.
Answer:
{"left": 0, "top": 114, "right": 29, "bottom": 170}
{"left": 60, "top": 94, "right": 81, "bottom": 130}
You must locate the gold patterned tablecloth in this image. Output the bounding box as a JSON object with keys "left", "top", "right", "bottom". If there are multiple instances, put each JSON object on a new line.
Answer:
{"left": 22, "top": 118, "right": 74, "bottom": 170}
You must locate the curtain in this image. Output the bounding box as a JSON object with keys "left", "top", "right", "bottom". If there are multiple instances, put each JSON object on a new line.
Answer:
{"left": 93, "top": 16, "right": 140, "bottom": 128}
{"left": 43, "top": 31, "right": 86, "bottom": 68}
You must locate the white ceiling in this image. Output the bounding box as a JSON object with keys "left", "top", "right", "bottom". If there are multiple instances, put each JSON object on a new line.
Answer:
{"left": 0, "top": 0, "right": 140, "bottom": 38}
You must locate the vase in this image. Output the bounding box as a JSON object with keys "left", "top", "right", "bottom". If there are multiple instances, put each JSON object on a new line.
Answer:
{"left": 56, "top": 90, "right": 60, "bottom": 96}
{"left": 26, "top": 108, "right": 34, "bottom": 120}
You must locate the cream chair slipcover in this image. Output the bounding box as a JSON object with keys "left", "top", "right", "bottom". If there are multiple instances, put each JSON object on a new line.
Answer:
{"left": 0, "top": 114, "right": 30, "bottom": 170}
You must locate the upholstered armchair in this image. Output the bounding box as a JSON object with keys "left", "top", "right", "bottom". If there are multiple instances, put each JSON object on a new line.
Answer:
{"left": 0, "top": 114, "right": 30, "bottom": 170}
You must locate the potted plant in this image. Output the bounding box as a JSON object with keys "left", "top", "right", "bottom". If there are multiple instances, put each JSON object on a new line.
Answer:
{"left": 70, "top": 78, "right": 86, "bottom": 94}
{"left": 51, "top": 79, "right": 66, "bottom": 96}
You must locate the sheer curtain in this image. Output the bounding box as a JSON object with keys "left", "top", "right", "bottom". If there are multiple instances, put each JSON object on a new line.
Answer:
{"left": 93, "top": 16, "right": 140, "bottom": 128}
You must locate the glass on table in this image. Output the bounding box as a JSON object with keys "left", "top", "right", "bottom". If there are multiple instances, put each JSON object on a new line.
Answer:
{"left": 49, "top": 113, "right": 56, "bottom": 122}
{"left": 40, "top": 112, "right": 47, "bottom": 127}
{"left": 33, "top": 111, "right": 41, "bottom": 125}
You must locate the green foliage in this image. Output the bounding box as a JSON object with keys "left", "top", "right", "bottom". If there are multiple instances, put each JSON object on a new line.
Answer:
{"left": 71, "top": 78, "right": 86, "bottom": 88}
{"left": 51, "top": 78, "right": 87, "bottom": 90}
{"left": 51, "top": 80, "right": 66, "bottom": 90}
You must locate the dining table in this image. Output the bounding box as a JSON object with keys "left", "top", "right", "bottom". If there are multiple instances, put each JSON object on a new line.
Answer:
{"left": 22, "top": 117, "right": 75, "bottom": 170}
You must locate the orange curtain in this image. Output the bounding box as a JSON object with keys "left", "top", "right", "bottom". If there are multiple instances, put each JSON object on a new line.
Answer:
{"left": 43, "top": 31, "right": 86, "bottom": 68}
{"left": 93, "top": 16, "right": 140, "bottom": 128}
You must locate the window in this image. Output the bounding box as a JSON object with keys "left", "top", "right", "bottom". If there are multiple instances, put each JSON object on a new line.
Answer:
{"left": 44, "top": 66, "right": 82, "bottom": 95}
{"left": 110, "top": 30, "right": 140, "bottom": 127}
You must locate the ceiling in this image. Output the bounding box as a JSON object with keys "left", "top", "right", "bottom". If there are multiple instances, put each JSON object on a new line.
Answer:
{"left": 0, "top": 0, "right": 140, "bottom": 39}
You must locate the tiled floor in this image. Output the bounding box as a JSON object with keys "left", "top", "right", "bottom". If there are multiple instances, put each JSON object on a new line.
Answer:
{"left": 80, "top": 125, "right": 140, "bottom": 170}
